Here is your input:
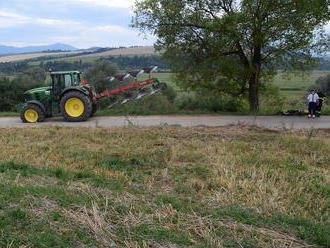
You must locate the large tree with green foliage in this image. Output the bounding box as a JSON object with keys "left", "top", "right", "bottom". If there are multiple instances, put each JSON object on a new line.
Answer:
{"left": 133, "top": 0, "right": 330, "bottom": 111}
{"left": 85, "top": 61, "right": 118, "bottom": 93}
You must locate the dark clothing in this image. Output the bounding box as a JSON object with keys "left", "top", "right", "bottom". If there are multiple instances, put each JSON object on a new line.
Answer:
{"left": 318, "top": 92, "right": 326, "bottom": 98}
{"left": 309, "top": 102, "right": 317, "bottom": 115}
{"left": 316, "top": 99, "right": 323, "bottom": 111}
{"left": 316, "top": 92, "right": 326, "bottom": 112}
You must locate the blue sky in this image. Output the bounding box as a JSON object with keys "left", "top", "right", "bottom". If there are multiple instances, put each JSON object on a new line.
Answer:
{"left": 0, "top": 0, "right": 156, "bottom": 48}
{"left": 0, "top": 0, "right": 329, "bottom": 49}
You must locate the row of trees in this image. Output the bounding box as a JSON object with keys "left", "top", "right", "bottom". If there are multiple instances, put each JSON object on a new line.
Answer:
{"left": 2, "top": 55, "right": 330, "bottom": 77}
{"left": 0, "top": 55, "right": 169, "bottom": 75}
{"left": 0, "top": 68, "right": 46, "bottom": 111}
{"left": 133, "top": 0, "right": 330, "bottom": 112}
{"left": 98, "top": 55, "right": 168, "bottom": 70}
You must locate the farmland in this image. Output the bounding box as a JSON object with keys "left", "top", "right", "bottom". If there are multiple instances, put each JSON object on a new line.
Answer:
{"left": 0, "top": 126, "right": 329, "bottom": 247}
{"left": 0, "top": 46, "right": 156, "bottom": 63}
{"left": 0, "top": 45, "right": 329, "bottom": 116}
{"left": 0, "top": 51, "right": 81, "bottom": 63}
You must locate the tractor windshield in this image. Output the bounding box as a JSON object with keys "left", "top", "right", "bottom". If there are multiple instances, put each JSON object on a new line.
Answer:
{"left": 52, "top": 73, "right": 80, "bottom": 89}
{"left": 64, "top": 74, "right": 80, "bottom": 87}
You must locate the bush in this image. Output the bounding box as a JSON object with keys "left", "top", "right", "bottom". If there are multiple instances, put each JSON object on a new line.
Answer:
{"left": 311, "top": 73, "right": 330, "bottom": 95}
{"left": 175, "top": 91, "right": 246, "bottom": 113}
{"left": 161, "top": 84, "right": 177, "bottom": 103}
{"left": 0, "top": 77, "right": 40, "bottom": 112}
{"left": 259, "top": 83, "right": 285, "bottom": 114}
{"left": 98, "top": 93, "right": 177, "bottom": 115}
{"left": 84, "top": 61, "right": 118, "bottom": 93}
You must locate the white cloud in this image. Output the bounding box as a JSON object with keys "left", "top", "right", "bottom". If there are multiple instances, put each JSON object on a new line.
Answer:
{"left": 68, "top": 0, "right": 135, "bottom": 8}
{"left": 325, "top": 22, "right": 330, "bottom": 32}
{"left": 96, "top": 24, "right": 135, "bottom": 33}
{"left": 0, "top": 9, "right": 80, "bottom": 27}
{"left": 0, "top": 2, "right": 152, "bottom": 48}
{"left": 35, "top": 18, "right": 80, "bottom": 26}
{"left": 0, "top": 10, "right": 28, "bottom": 27}
{"left": 0, "top": 10, "right": 27, "bottom": 19}
{"left": 48, "top": 24, "right": 155, "bottom": 48}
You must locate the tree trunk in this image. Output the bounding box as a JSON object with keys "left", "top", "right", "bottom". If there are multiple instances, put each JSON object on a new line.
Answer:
{"left": 249, "top": 46, "right": 262, "bottom": 112}
{"left": 248, "top": 72, "right": 259, "bottom": 112}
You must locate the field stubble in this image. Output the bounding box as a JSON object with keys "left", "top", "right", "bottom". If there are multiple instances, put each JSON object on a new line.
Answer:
{"left": 0, "top": 126, "right": 329, "bottom": 247}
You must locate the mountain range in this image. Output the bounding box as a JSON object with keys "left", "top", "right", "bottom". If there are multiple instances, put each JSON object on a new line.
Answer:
{"left": 0, "top": 43, "right": 78, "bottom": 55}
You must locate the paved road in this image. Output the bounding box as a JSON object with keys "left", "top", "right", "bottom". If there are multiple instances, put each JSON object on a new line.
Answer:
{"left": 0, "top": 115, "right": 329, "bottom": 129}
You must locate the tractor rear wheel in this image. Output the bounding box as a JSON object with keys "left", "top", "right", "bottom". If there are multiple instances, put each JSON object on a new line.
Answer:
{"left": 90, "top": 102, "right": 98, "bottom": 117}
{"left": 60, "top": 91, "right": 92, "bottom": 122}
{"left": 20, "top": 104, "right": 45, "bottom": 123}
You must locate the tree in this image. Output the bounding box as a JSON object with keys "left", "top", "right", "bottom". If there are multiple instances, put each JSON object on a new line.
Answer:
{"left": 84, "top": 61, "right": 118, "bottom": 93}
{"left": 133, "top": 0, "right": 330, "bottom": 111}
{"left": 313, "top": 73, "right": 330, "bottom": 95}
{"left": 17, "top": 67, "right": 47, "bottom": 85}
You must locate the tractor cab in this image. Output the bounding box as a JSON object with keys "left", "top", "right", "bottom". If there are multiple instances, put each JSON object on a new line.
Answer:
{"left": 50, "top": 71, "right": 82, "bottom": 98}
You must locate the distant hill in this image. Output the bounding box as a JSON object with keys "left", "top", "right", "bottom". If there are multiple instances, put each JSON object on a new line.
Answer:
{"left": 0, "top": 43, "right": 78, "bottom": 55}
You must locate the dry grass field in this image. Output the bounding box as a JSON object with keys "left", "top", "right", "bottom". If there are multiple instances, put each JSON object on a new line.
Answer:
{"left": 67, "top": 46, "right": 157, "bottom": 60}
{"left": 0, "top": 46, "right": 156, "bottom": 63}
{"left": 0, "top": 51, "right": 81, "bottom": 63}
{"left": 0, "top": 126, "right": 329, "bottom": 247}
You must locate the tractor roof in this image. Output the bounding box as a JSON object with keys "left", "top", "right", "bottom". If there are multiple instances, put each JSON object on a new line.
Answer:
{"left": 50, "top": 71, "right": 81, "bottom": 75}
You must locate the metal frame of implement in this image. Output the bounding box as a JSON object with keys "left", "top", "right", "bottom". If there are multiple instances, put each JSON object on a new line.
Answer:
{"left": 94, "top": 66, "right": 165, "bottom": 106}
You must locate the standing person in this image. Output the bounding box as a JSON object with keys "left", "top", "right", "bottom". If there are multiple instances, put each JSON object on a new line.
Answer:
{"left": 307, "top": 89, "right": 319, "bottom": 118}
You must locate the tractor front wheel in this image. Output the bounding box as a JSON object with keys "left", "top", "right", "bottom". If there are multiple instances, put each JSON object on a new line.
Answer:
{"left": 60, "top": 91, "right": 92, "bottom": 122}
{"left": 20, "top": 104, "right": 45, "bottom": 123}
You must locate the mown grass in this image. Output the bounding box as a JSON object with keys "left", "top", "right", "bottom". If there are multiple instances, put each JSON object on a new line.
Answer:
{"left": 0, "top": 126, "right": 329, "bottom": 247}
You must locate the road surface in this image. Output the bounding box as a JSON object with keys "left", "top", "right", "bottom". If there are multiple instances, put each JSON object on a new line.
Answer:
{"left": 0, "top": 115, "right": 329, "bottom": 129}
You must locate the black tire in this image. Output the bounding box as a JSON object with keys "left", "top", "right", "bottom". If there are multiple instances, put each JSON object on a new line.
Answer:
{"left": 90, "top": 102, "right": 98, "bottom": 117}
{"left": 20, "top": 104, "right": 45, "bottom": 123}
{"left": 60, "top": 91, "right": 92, "bottom": 122}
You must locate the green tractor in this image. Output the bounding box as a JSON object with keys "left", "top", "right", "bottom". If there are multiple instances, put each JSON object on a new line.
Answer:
{"left": 21, "top": 71, "right": 95, "bottom": 123}
{"left": 20, "top": 67, "right": 165, "bottom": 123}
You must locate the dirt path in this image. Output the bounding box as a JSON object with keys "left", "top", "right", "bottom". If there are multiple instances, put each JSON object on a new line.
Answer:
{"left": 1, "top": 115, "right": 330, "bottom": 129}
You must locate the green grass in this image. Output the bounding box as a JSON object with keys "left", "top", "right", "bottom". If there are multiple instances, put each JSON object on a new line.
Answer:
{"left": 0, "top": 126, "right": 329, "bottom": 247}
{"left": 265, "top": 71, "right": 330, "bottom": 114}
{"left": 0, "top": 112, "right": 18, "bottom": 117}
{"left": 273, "top": 71, "right": 328, "bottom": 90}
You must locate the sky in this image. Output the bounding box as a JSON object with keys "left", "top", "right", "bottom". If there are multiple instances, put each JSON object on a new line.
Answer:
{"left": 0, "top": 0, "right": 156, "bottom": 48}
{"left": 0, "top": 0, "right": 329, "bottom": 49}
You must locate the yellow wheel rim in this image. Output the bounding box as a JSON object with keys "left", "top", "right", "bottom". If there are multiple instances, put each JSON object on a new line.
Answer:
{"left": 65, "top": 98, "right": 85, "bottom": 117}
{"left": 24, "top": 109, "right": 38, "bottom": 123}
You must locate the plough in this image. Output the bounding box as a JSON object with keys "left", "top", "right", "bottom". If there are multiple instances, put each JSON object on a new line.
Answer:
{"left": 20, "top": 66, "right": 166, "bottom": 122}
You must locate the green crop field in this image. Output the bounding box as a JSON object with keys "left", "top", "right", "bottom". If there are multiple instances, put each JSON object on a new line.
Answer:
{"left": 0, "top": 126, "right": 329, "bottom": 247}
{"left": 149, "top": 71, "right": 330, "bottom": 114}
{"left": 150, "top": 71, "right": 330, "bottom": 97}
{"left": 273, "top": 71, "right": 329, "bottom": 96}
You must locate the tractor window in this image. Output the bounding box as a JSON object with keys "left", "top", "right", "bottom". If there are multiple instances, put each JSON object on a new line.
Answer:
{"left": 72, "top": 74, "right": 79, "bottom": 85}
{"left": 52, "top": 74, "right": 65, "bottom": 97}
{"left": 64, "top": 74, "right": 72, "bottom": 87}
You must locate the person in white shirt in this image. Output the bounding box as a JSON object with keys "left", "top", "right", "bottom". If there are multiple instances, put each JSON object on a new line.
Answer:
{"left": 307, "top": 89, "right": 319, "bottom": 118}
